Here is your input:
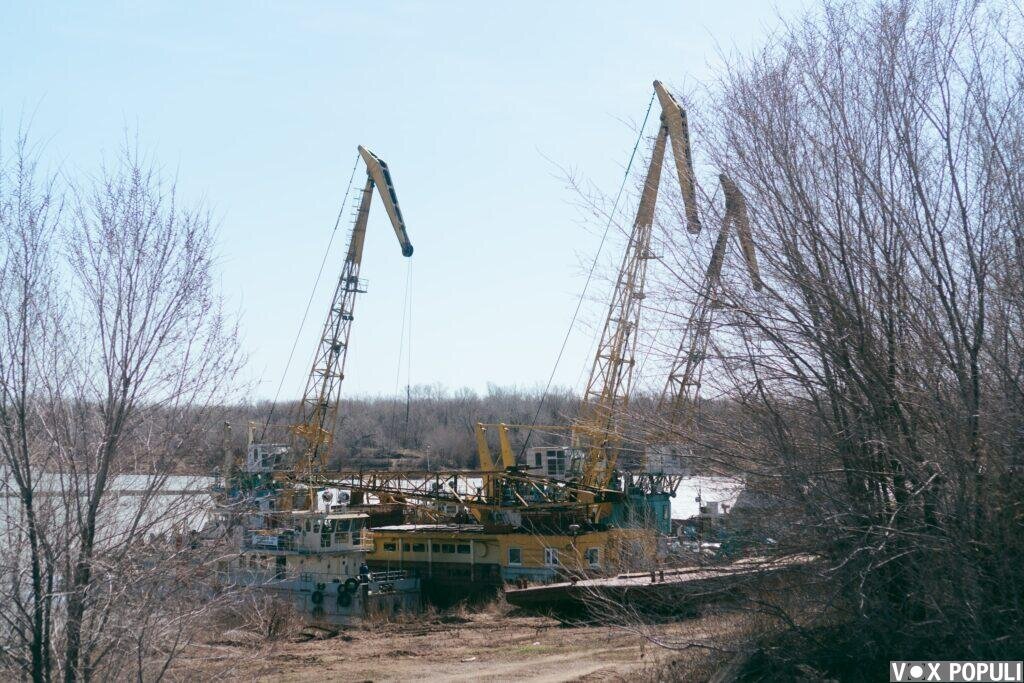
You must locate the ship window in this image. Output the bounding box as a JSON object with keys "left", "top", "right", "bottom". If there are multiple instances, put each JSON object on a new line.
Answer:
{"left": 441, "top": 544, "right": 455, "bottom": 554}
{"left": 457, "top": 544, "right": 471, "bottom": 554}
{"left": 305, "top": 520, "right": 311, "bottom": 532}
{"left": 383, "top": 542, "right": 397, "bottom": 552}
{"left": 585, "top": 548, "right": 600, "bottom": 566}
{"left": 432, "top": 543, "right": 440, "bottom": 553}
{"left": 412, "top": 543, "right": 426, "bottom": 553}
{"left": 334, "top": 520, "right": 350, "bottom": 532}
{"left": 534, "top": 452, "right": 542, "bottom": 467}
{"left": 544, "top": 548, "right": 558, "bottom": 566}
{"left": 402, "top": 543, "right": 411, "bottom": 552}
{"left": 508, "top": 547, "right": 522, "bottom": 566}
{"left": 546, "top": 450, "right": 565, "bottom": 476}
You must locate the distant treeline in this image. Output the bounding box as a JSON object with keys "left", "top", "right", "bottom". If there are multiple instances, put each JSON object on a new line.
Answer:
{"left": 188, "top": 384, "right": 581, "bottom": 473}
{"left": 178, "top": 384, "right": 748, "bottom": 474}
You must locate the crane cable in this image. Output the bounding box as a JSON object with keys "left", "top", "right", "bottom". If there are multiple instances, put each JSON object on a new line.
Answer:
{"left": 518, "top": 91, "right": 657, "bottom": 457}
{"left": 389, "top": 260, "right": 414, "bottom": 452}
{"left": 260, "top": 153, "right": 362, "bottom": 441}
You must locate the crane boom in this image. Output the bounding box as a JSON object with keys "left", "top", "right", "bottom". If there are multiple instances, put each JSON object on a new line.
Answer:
{"left": 655, "top": 173, "right": 761, "bottom": 448}
{"left": 653, "top": 81, "right": 701, "bottom": 235}
{"left": 720, "top": 174, "right": 761, "bottom": 291}
{"left": 359, "top": 146, "right": 414, "bottom": 257}
{"left": 292, "top": 147, "right": 414, "bottom": 477}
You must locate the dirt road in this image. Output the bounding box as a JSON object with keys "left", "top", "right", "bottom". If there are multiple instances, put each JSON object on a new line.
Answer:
{"left": 178, "top": 606, "right": 748, "bottom": 682}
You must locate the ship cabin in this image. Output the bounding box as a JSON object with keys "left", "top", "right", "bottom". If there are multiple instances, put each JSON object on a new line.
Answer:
{"left": 244, "top": 442, "right": 290, "bottom": 473}
{"left": 367, "top": 523, "right": 657, "bottom": 604}
{"left": 522, "top": 446, "right": 574, "bottom": 480}
{"left": 236, "top": 508, "right": 420, "bottom": 623}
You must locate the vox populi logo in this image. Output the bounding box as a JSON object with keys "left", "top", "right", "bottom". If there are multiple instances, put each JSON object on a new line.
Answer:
{"left": 890, "top": 661, "right": 1023, "bottom": 682}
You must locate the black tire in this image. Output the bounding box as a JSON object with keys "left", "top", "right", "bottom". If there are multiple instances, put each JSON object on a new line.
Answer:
{"left": 336, "top": 590, "right": 352, "bottom": 608}
{"left": 344, "top": 577, "right": 359, "bottom": 594}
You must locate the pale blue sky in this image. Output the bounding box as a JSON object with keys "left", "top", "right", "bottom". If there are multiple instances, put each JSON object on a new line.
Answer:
{"left": 2, "top": 1, "right": 807, "bottom": 400}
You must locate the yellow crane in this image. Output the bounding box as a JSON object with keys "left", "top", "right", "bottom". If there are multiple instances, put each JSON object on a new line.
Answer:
{"left": 291, "top": 146, "right": 414, "bottom": 479}
{"left": 453, "top": 83, "right": 760, "bottom": 518}
{"left": 572, "top": 80, "right": 700, "bottom": 491}
{"left": 307, "top": 83, "right": 724, "bottom": 527}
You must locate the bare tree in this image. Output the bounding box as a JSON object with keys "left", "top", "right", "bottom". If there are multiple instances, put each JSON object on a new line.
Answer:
{"left": 0, "top": 133, "right": 243, "bottom": 682}
{"left": 0, "top": 128, "right": 64, "bottom": 683}
{"left": 631, "top": 0, "right": 1024, "bottom": 673}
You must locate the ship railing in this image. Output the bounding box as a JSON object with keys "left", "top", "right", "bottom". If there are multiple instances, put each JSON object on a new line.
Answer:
{"left": 229, "top": 569, "right": 353, "bottom": 586}
{"left": 242, "top": 534, "right": 297, "bottom": 552}
{"left": 297, "top": 571, "right": 350, "bottom": 585}
{"left": 292, "top": 569, "right": 410, "bottom": 585}
{"left": 242, "top": 531, "right": 373, "bottom": 553}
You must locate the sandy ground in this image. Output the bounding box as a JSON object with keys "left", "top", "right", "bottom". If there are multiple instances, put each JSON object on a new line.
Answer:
{"left": 174, "top": 605, "right": 752, "bottom": 682}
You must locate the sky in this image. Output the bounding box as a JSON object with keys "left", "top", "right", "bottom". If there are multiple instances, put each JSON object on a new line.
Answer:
{"left": 1, "top": 1, "right": 809, "bottom": 401}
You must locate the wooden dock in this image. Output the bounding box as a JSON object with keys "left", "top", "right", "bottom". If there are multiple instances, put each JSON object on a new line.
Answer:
{"left": 504, "top": 554, "right": 818, "bottom": 615}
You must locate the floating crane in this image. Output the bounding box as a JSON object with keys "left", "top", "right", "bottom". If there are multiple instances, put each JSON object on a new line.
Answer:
{"left": 292, "top": 146, "right": 414, "bottom": 478}
{"left": 572, "top": 80, "right": 700, "bottom": 492}
{"left": 300, "top": 82, "right": 720, "bottom": 529}
{"left": 354, "top": 80, "right": 701, "bottom": 524}
{"left": 247, "top": 146, "right": 413, "bottom": 483}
